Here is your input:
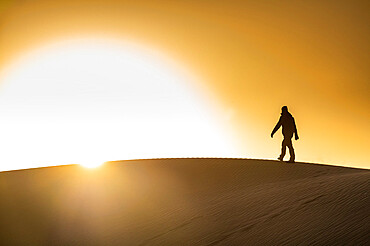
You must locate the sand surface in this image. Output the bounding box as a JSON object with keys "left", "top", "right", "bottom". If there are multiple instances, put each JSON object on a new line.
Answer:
{"left": 0, "top": 158, "right": 368, "bottom": 245}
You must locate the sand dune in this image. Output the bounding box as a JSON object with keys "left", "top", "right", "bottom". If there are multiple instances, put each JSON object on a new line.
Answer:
{"left": 0, "top": 158, "right": 368, "bottom": 245}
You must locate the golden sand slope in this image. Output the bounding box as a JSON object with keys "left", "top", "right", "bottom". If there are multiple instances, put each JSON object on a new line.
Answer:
{"left": 0, "top": 158, "right": 368, "bottom": 245}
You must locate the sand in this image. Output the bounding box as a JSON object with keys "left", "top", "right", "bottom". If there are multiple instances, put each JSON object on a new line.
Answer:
{"left": 0, "top": 158, "right": 368, "bottom": 245}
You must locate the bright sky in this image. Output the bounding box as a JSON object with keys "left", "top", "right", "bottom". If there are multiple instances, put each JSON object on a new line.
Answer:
{"left": 0, "top": 0, "right": 369, "bottom": 169}
{"left": 0, "top": 39, "right": 238, "bottom": 170}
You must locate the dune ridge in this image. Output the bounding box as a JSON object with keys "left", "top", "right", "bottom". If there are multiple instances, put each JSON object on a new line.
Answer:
{"left": 0, "top": 158, "right": 368, "bottom": 245}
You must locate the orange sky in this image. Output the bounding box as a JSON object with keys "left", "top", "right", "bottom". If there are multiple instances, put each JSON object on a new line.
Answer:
{"left": 0, "top": 0, "right": 369, "bottom": 168}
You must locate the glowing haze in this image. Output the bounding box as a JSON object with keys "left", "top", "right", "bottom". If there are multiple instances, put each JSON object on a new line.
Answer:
{"left": 0, "top": 0, "right": 369, "bottom": 169}
{"left": 0, "top": 40, "right": 237, "bottom": 171}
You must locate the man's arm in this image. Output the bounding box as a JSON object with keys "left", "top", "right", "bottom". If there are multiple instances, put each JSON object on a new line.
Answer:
{"left": 271, "top": 117, "right": 282, "bottom": 138}
{"left": 293, "top": 117, "right": 299, "bottom": 140}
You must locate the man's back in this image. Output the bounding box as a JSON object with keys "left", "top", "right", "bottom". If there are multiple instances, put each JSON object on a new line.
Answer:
{"left": 280, "top": 112, "right": 296, "bottom": 137}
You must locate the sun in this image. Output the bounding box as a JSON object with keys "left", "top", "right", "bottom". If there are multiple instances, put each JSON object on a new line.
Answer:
{"left": 0, "top": 39, "right": 237, "bottom": 171}
{"left": 81, "top": 162, "right": 104, "bottom": 169}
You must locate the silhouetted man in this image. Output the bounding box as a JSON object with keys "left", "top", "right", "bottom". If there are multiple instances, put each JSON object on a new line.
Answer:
{"left": 271, "top": 106, "right": 299, "bottom": 162}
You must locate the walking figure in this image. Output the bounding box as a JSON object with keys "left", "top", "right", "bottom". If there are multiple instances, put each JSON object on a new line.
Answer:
{"left": 271, "top": 106, "right": 299, "bottom": 162}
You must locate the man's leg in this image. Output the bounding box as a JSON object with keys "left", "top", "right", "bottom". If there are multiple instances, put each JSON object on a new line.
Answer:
{"left": 287, "top": 138, "right": 295, "bottom": 162}
{"left": 279, "top": 138, "right": 287, "bottom": 161}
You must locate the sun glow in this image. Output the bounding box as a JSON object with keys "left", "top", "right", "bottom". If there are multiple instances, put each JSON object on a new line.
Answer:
{"left": 81, "top": 161, "right": 104, "bottom": 169}
{"left": 0, "top": 39, "right": 236, "bottom": 171}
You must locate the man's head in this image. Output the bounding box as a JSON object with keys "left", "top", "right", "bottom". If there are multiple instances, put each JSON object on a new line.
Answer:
{"left": 282, "top": 106, "right": 288, "bottom": 112}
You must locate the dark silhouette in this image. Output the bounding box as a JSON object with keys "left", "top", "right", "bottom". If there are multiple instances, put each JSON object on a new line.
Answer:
{"left": 271, "top": 106, "right": 299, "bottom": 162}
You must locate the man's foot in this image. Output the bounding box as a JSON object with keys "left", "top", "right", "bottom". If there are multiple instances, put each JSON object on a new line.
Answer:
{"left": 277, "top": 156, "right": 284, "bottom": 161}
{"left": 286, "top": 160, "right": 295, "bottom": 163}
